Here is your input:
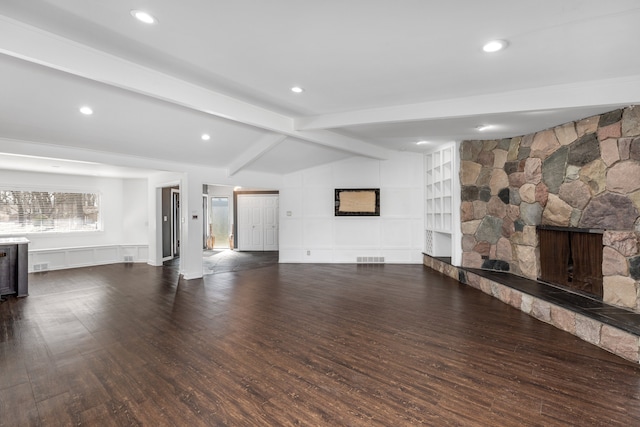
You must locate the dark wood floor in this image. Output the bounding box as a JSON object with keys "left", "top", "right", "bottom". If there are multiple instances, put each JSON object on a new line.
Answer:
{"left": 2, "top": 262, "right": 640, "bottom": 426}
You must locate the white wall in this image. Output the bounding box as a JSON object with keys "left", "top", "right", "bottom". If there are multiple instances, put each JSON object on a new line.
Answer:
{"left": 1, "top": 145, "right": 424, "bottom": 274}
{"left": 0, "top": 170, "right": 147, "bottom": 249}
{"left": 121, "top": 178, "right": 149, "bottom": 244}
{"left": 279, "top": 152, "right": 424, "bottom": 264}
{"left": 0, "top": 170, "right": 149, "bottom": 271}
{"left": 0, "top": 138, "right": 284, "bottom": 277}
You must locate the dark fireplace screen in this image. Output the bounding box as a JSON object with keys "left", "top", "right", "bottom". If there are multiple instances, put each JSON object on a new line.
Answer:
{"left": 538, "top": 227, "right": 603, "bottom": 299}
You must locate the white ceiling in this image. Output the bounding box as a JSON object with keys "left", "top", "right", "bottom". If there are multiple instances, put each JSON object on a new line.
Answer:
{"left": 0, "top": 0, "right": 639, "bottom": 178}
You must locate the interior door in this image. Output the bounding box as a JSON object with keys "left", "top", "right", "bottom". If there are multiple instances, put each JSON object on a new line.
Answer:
{"left": 263, "top": 196, "right": 279, "bottom": 251}
{"left": 237, "top": 194, "right": 279, "bottom": 251}
{"left": 238, "top": 195, "right": 264, "bottom": 251}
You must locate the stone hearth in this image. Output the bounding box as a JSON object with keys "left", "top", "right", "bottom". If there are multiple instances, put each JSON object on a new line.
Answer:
{"left": 424, "top": 255, "right": 640, "bottom": 363}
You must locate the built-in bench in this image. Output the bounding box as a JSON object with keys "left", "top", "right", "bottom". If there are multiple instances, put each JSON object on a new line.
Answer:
{"left": 423, "top": 254, "right": 640, "bottom": 363}
{"left": 29, "top": 244, "right": 148, "bottom": 273}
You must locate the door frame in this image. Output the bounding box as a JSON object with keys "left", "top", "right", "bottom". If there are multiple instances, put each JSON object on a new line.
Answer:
{"left": 171, "top": 188, "right": 180, "bottom": 258}
{"left": 160, "top": 184, "right": 179, "bottom": 263}
{"left": 202, "top": 194, "right": 209, "bottom": 249}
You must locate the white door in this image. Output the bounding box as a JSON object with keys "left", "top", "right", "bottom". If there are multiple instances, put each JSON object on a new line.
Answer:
{"left": 237, "top": 195, "right": 262, "bottom": 250}
{"left": 237, "top": 194, "right": 279, "bottom": 251}
{"left": 263, "top": 196, "right": 279, "bottom": 251}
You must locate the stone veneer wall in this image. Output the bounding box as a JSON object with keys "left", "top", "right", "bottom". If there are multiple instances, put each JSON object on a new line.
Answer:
{"left": 460, "top": 106, "right": 640, "bottom": 311}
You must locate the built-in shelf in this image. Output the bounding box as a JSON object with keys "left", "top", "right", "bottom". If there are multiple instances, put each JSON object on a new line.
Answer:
{"left": 425, "top": 145, "right": 455, "bottom": 256}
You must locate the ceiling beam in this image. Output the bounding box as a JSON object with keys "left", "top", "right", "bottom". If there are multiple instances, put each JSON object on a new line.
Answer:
{"left": 227, "top": 134, "right": 287, "bottom": 177}
{"left": 0, "top": 15, "right": 390, "bottom": 161}
{"left": 294, "top": 75, "right": 640, "bottom": 131}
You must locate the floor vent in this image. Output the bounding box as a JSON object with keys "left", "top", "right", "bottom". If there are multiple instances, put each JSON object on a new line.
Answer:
{"left": 124, "top": 256, "right": 134, "bottom": 263}
{"left": 356, "top": 256, "right": 385, "bottom": 264}
{"left": 33, "top": 263, "right": 49, "bottom": 271}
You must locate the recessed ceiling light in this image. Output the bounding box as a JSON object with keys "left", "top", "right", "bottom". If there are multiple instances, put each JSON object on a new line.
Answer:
{"left": 79, "top": 106, "right": 93, "bottom": 115}
{"left": 476, "top": 124, "right": 493, "bottom": 131}
{"left": 416, "top": 140, "right": 429, "bottom": 145}
{"left": 131, "top": 10, "right": 157, "bottom": 24}
{"left": 291, "top": 86, "right": 304, "bottom": 93}
{"left": 201, "top": 133, "right": 211, "bottom": 141}
{"left": 482, "top": 40, "right": 508, "bottom": 53}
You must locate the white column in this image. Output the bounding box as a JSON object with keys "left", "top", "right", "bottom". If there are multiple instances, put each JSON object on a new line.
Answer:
{"left": 180, "top": 172, "right": 204, "bottom": 280}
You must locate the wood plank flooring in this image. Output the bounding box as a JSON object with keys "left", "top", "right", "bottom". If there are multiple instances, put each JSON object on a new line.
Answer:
{"left": 2, "top": 262, "right": 640, "bottom": 426}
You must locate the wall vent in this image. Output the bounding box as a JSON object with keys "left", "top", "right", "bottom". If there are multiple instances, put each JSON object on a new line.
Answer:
{"left": 124, "top": 255, "right": 134, "bottom": 263}
{"left": 33, "top": 263, "right": 49, "bottom": 271}
{"left": 425, "top": 230, "right": 434, "bottom": 256}
{"left": 356, "top": 256, "right": 385, "bottom": 264}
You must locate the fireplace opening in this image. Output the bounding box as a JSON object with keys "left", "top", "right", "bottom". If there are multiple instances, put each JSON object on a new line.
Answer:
{"left": 538, "top": 226, "right": 603, "bottom": 299}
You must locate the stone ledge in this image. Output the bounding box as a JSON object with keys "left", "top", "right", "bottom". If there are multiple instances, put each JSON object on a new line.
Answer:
{"left": 423, "top": 254, "right": 640, "bottom": 363}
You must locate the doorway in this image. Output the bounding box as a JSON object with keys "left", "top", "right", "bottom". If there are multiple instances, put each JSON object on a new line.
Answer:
{"left": 171, "top": 189, "right": 180, "bottom": 258}
{"left": 203, "top": 194, "right": 209, "bottom": 249}
{"left": 210, "top": 197, "right": 230, "bottom": 249}
{"left": 161, "top": 186, "right": 180, "bottom": 261}
{"left": 203, "top": 184, "right": 235, "bottom": 253}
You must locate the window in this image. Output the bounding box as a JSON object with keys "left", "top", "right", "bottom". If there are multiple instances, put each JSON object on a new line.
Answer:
{"left": 0, "top": 190, "right": 101, "bottom": 234}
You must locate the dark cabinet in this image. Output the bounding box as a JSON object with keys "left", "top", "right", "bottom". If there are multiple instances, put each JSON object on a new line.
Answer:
{"left": 0, "top": 238, "right": 29, "bottom": 297}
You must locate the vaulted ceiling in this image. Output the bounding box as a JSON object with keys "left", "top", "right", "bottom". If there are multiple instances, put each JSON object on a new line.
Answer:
{"left": 1, "top": 1, "right": 639, "bottom": 178}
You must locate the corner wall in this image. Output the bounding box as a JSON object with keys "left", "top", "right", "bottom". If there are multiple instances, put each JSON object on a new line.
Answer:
{"left": 459, "top": 106, "right": 640, "bottom": 310}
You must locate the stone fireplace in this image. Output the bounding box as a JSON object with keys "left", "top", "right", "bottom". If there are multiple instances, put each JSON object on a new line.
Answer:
{"left": 460, "top": 106, "right": 640, "bottom": 312}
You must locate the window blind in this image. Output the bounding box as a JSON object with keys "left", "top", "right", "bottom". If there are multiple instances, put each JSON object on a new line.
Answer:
{"left": 0, "top": 190, "right": 101, "bottom": 234}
